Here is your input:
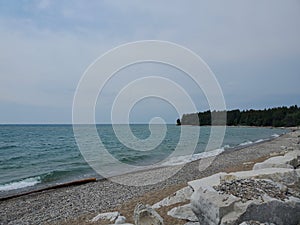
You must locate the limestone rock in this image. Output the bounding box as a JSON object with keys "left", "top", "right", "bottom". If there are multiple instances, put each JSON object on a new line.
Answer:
{"left": 188, "top": 172, "right": 227, "bottom": 192}
{"left": 134, "top": 203, "right": 164, "bottom": 225}
{"left": 231, "top": 198, "right": 300, "bottom": 225}
{"left": 284, "top": 150, "right": 300, "bottom": 168}
{"left": 253, "top": 156, "right": 294, "bottom": 170}
{"left": 191, "top": 184, "right": 240, "bottom": 225}
{"left": 115, "top": 215, "right": 126, "bottom": 224}
{"left": 253, "top": 150, "right": 300, "bottom": 170}
{"left": 184, "top": 222, "right": 200, "bottom": 225}
{"left": 167, "top": 204, "right": 198, "bottom": 222}
{"left": 91, "top": 211, "right": 119, "bottom": 222}
{"left": 152, "top": 186, "right": 193, "bottom": 209}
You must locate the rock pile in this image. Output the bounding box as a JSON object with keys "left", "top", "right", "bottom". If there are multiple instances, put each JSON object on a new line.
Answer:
{"left": 213, "top": 178, "right": 287, "bottom": 203}
{"left": 89, "top": 149, "right": 300, "bottom": 225}
{"left": 191, "top": 149, "right": 300, "bottom": 225}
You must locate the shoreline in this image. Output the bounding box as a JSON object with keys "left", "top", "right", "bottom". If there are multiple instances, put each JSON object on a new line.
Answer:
{"left": 1, "top": 129, "right": 299, "bottom": 224}
{"left": 0, "top": 127, "right": 287, "bottom": 201}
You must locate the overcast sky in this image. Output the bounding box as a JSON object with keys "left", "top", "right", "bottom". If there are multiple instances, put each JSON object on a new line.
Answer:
{"left": 0, "top": 0, "right": 299, "bottom": 124}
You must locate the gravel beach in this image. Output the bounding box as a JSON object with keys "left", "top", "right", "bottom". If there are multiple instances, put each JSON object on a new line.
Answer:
{"left": 0, "top": 129, "right": 299, "bottom": 225}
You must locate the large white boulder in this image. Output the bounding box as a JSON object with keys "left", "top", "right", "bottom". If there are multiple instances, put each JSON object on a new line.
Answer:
{"left": 188, "top": 172, "right": 227, "bottom": 192}
{"left": 191, "top": 184, "right": 240, "bottom": 225}
{"left": 253, "top": 150, "right": 300, "bottom": 170}
{"left": 115, "top": 215, "right": 127, "bottom": 224}
{"left": 152, "top": 186, "right": 193, "bottom": 209}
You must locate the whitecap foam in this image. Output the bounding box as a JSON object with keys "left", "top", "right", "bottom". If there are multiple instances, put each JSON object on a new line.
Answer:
{"left": 255, "top": 139, "right": 264, "bottom": 143}
{"left": 0, "top": 177, "right": 41, "bottom": 191}
{"left": 161, "top": 148, "right": 224, "bottom": 166}
{"left": 271, "top": 133, "right": 280, "bottom": 138}
{"left": 239, "top": 141, "right": 253, "bottom": 146}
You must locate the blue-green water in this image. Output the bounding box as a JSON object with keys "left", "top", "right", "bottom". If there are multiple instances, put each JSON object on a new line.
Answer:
{"left": 0, "top": 125, "right": 287, "bottom": 195}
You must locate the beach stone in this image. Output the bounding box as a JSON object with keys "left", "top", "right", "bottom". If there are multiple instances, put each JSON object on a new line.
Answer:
{"left": 134, "top": 203, "right": 164, "bottom": 225}
{"left": 152, "top": 186, "right": 193, "bottom": 209}
{"left": 115, "top": 215, "right": 126, "bottom": 224}
{"left": 280, "top": 146, "right": 287, "bottom": 150}
{"left": 253, "top": 150, "right": 300, "bottom": 170}
{"left": 243, "top": 161, "right": 254, "bottom": 166}
{"left": 91, "top": 211, "right": 119, "bottom": 222}
{"left": 184, "top": 222, "right": 200, "bottom": 225}
{"left": 167, "top": 204, "right": 198, "bottom": 221}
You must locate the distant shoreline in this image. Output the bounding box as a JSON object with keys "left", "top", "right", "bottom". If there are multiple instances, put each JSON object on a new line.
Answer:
{"left": 180, "top": 105, "right": 300, "bottom": 127}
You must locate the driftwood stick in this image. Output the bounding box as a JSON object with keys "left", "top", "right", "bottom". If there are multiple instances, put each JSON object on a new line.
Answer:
{"left": 0, "top": 177, "right": 97, "bottom": 201}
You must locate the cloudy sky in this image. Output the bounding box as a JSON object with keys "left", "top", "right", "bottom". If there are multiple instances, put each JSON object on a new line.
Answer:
{"left": 0, "top": 0, "right": 299, "bottom": 124}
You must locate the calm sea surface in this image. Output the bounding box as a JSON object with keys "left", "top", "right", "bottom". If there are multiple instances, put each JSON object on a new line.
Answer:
{"left": 0, "top": 125, "right": 287, "bottom": 196}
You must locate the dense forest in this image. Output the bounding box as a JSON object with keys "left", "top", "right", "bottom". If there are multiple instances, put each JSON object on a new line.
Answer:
{"left": 180, "top": 105, "right": 300, "bottom": 127}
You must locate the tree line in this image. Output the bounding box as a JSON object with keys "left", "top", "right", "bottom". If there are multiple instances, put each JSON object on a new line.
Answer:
{"left": 180, "top": 105, "right": 300, "bottom": 127}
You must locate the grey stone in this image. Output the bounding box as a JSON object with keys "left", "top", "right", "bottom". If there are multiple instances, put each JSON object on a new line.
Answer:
{"left": 167, "top": 204, "right": 198, "bottom": 222}
{"left": 253, "top": 150, "right": 300, "bottom": 170}
{"left": 134, "top": 203, "right": 164, "bottom": 225}
{"left": 152, "top": 186, "right": 193, "bottom": 209}
{"left": 115, "top": 215, "right": 126, "bottom": 224}
{"left": 253, "top": 156, "right": 294, "bottom": 170}
{"left": 239, "top": 222, "right": 248, "bottom": 225}
{"left": 232, "top": 198, "right": 300, "bottom": 225}
{"left": 91, "top": 211, "right": 119, "bottom": 222}
{"left": 188, "top": 172, "right": 227, "bottom": 192}
{"left": 284, "top": 150, "right": 300, "bottom": 168}
{"left": 191, "top": 184, "right": 240, "bottom": 225}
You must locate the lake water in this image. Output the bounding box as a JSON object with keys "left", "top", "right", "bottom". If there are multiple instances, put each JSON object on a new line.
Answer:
{"left": 0, "top": 124, "right": 287, "bottom": 196}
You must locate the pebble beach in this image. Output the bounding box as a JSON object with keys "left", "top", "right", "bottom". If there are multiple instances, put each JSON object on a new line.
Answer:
{"left": 1, "top": 128, "right": 299, "bottom": 225}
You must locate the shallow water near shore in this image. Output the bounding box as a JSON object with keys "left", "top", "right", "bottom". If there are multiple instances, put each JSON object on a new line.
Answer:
{"left": 0, "top": 124, "right": 287, "bottom": 196}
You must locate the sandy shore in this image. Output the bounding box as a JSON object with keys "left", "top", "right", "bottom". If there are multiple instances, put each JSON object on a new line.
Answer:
{"left": 0, "top": 129, "right": 299, "bottom": 225}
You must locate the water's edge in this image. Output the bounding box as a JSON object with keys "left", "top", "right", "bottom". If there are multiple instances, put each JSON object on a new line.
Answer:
{"left": 0, "top": 129, "right": 288, "bottom": 201}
